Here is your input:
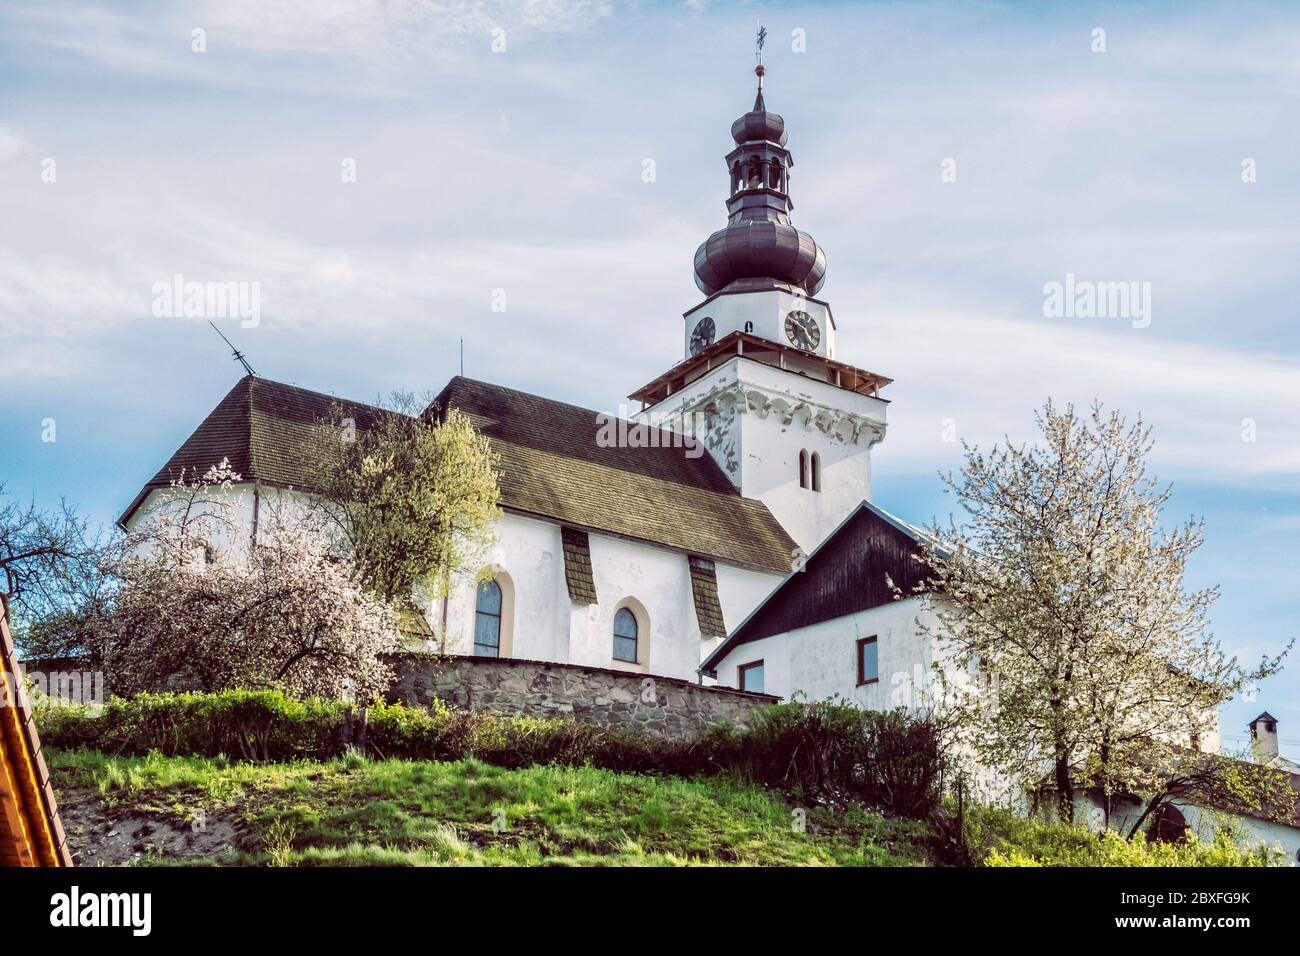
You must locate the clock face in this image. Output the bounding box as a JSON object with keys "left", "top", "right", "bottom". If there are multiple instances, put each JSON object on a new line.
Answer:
{"left": 689, "top": 316, "right": 716, "bottom": 355}
{"left": 784, "top": 310, "right": 820, "bottom": 351}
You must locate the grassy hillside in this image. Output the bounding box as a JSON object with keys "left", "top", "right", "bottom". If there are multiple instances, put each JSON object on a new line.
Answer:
{"left": 49, "top": 749, "right": 934, "bottom": 866}
{"left": 41, "top": 693, "right": 1289, "bottom": 867}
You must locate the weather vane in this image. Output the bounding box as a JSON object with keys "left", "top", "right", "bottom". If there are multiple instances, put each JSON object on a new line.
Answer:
{"left": 755, "top": 24, "right": 767, "bottom": 66}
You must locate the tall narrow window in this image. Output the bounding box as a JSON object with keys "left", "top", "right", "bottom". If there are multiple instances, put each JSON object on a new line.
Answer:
{"left": 738, "top": 659, "right": 765, "bottom": 694}
{"left": 474, "top": 579, "right": 502, "bottom": 657}
{"left": 613, "top": 607, "right": 638, "bottom": 663}
{"left": 799, "top": 449, "right": 808, "bottom": 488}
{"left": 856, "top": 636, "right": 879, "bottom": 686}
{"left": 810, "top": 452, "right": 821, "bottom": 492}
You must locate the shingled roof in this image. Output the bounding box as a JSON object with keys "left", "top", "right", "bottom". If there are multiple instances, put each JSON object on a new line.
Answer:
{"left": 433, "top": 377, "right": 796, "bottom": 573}
{"left": 121, "top": 375, "right": 796, "bottom": 573}
{"left": 118, "top": 375, "right": 393, "bottom": 526}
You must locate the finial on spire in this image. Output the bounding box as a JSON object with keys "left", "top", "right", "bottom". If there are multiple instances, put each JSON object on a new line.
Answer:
{"left": 754, "top": 23, "right": 768, "bottom": 108}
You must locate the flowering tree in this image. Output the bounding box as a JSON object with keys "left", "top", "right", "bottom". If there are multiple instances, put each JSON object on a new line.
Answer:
{"left": 910, "top": 402, "right": 1291, "bottom": 826}
{"left": 0, "top": 483, "right": 117, "bottom": 651}
{"left": 102, "top": 461, "right": 401, "bottom": 699}
{"left": 308, "top": 392, "right": 500, "bottom": 609}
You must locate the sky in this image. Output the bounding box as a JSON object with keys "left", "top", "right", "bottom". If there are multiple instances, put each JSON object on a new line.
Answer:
{"left": 0, "top": 0, "right": 1296, "bottom": 757}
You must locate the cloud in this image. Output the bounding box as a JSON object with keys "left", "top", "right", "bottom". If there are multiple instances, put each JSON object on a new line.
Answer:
{"left": 0, "top": 0, "right": 614, "bottom": 95}
{"left": 870, "top": 310, "right": 1300, "bottom": 486}
{"left": 0, "top": 127, "right": 26, "bottom": 161}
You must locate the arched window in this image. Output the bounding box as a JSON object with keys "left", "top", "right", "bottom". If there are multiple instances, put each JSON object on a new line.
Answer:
{"left": 613, "top": 607, "right": 638, "bottom": 663}
{"left": 747, "top": 157, "right": 762, "bottom": 189}
{"left": 798, "top": 449, "right": 808, "bottom": 489}
{"left": 810, "top": 452, "right": 821, "bottom": 492}
{"left": 474, "top": 579, "right": 502, "bottom": 657}
{"left": 768, "top": 158, "right": 782, "bottom": 189}
{"left": 730, "top": 161, "right": 742, "bottom": 194}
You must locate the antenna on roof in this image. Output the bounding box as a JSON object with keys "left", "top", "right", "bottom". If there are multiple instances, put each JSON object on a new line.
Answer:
{"left": 208, "top": 321, "right": 257, "bottom": 377}
{"left": 460, "top": 337, "right": 464, "bottom": 376}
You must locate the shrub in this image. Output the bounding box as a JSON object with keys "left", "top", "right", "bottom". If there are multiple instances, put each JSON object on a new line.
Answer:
{"left": 36, "top": 691, "right": 340, "bottom": 761}
{"left": 36, "top": 690, "right": 942, "bottom": 819}
{"left": 966, "top": 803, "right": 1287, "bottom": 867}
{"left": 34, "top": 691, "right": 696, "bottom": 769}
{"left": 704, "top": 697, "right": 944, "bottom": 818}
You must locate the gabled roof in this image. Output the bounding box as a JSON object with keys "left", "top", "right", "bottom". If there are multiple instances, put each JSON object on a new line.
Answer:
{"left": 433, "top": 377, "right": 796, "bottom": 573}
{"left": 118, "top": 375, "right": 394, "bottom": 527}
{"left": 1250, "top": 711, "right": 1279, "bottom": 726}
{"left": 121, "top": 375, "right": 797, "bottom": 574}
{"left": 701, "top": 500, "right": 933, "bottom": 675}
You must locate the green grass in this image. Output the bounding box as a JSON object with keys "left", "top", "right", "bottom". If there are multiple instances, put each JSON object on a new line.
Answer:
{"left": 49, "top": 748, "right": 933, "bottom": 867}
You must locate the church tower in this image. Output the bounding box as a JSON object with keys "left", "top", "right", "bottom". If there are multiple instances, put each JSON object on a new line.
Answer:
{"left": 629, "top": 57, "right": 891, "bottom": 554}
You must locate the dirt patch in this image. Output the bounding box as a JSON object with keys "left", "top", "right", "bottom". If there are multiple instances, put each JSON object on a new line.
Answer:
{"left": 57, "top": 786, "right": 254, "bottom": 866}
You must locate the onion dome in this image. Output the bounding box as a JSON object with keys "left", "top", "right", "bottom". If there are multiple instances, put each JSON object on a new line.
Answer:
{"left": 693, "top": 64, "right": 827, "bottom": 297}
{"left": 731, "top": 87, "right": 787, "bottom": 147}
{"left": 694, "top": 221, "right": 826, "bottom": 297}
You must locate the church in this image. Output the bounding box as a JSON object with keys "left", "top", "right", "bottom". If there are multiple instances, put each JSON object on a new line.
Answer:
{"left": 115, "top": 59, "right": 1300, "bottom": 859}
{"left": 119, "top": 60, "right": 902, "bottom": 700}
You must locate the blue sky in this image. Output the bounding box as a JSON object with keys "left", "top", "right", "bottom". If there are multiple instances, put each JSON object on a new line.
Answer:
{"left": 0, "top": 0, "right": 1296, "bottom": 755}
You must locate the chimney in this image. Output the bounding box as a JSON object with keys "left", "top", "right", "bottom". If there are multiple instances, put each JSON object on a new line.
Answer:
{"left": 1249, "top": 711, "right": 1279, "bottom": 763}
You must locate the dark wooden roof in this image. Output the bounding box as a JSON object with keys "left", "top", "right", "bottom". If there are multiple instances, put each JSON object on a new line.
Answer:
{"left": 434, "top": 377, "right": 796, "bottom": 573}
{"left": 701, "top": 501, "right": 932, "bottom": 675}
{"left": 121, "top": 375, "right": 796, "bottom": 573}
{"left": 689, "top": 557, "right": 727, "bottom": 637}
{"left": 118, "top": 375, "right": 394, "bottom": 526}
{"left": 561, "top": 527, "right": 598, "bottom": 604}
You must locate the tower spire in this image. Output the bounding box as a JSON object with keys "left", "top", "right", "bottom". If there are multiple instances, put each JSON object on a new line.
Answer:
{"left": 690, "top": 38, "right": 827, "bottom": 299}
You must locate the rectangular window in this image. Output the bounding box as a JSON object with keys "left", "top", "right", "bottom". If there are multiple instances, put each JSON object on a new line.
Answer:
{"left": 738, "top": 659, "right": 765, "bottom": 694}
{"left": 856, "top": 637, "right": 878, "bottom": 686}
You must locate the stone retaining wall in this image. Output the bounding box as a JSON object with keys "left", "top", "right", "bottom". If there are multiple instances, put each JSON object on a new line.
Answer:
{"left": 387, "top": 653, "right": 778, "bottom": 740}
